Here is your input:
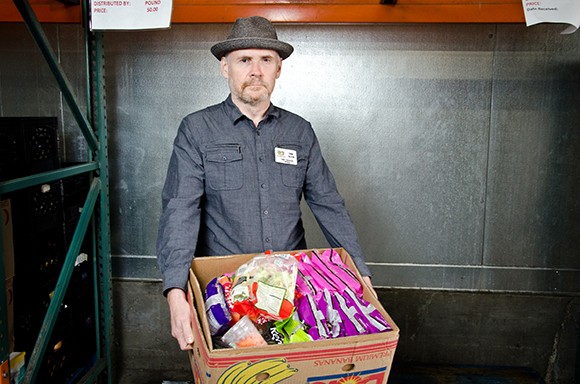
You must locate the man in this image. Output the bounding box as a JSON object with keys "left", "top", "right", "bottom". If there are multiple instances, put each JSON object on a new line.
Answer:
{"left": 157, "top": 16, "right": 375, "bottom": 351}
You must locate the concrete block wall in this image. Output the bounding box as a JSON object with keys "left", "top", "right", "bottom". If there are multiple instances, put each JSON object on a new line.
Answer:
{"left": 113, "top": 280, "right": 579, "bottom": 383}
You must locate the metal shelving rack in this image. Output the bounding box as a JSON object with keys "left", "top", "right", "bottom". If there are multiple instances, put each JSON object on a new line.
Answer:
{"left": 0, "top": 0, "right": 113, "bottom": 382}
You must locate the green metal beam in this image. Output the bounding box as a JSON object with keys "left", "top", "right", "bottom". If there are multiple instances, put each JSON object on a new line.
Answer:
{"left": 91, "top": 30, "right": 114, "bottom": 383}
{"left": 11, "top": 0, "right": 99, "bottom": 153}
{"left": 0, "top": 162, "right": 98, "bottom": 195}
{"left": 0, "top": 216, "right": 9, "bottom": 362}
{"left": 22, "top": 177, "right": 101, "bottom": 384}
{"left": 76, "top": 357, "right": 107, "bottom": 383}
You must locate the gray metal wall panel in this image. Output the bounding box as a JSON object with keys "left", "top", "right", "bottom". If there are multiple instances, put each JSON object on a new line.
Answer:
{"left": 272, "top": 25, "right": 495, "bottom": 269}
{"left": 485, "top": 24, "right": 580, "bottom": 270}
{"left": 103, "top": 23, "right": 495, "bottom": 266}
{"left": 2, "top": 22, "right": 579, "bottom": 293}
{"left": 0, "top": 23, "right": 88, "bottom": 163}
{"left": 0, "top": 25, "right": 63, "bottom": 117}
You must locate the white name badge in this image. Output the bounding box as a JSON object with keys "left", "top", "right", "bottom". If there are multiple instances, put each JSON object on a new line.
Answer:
{"left": 274, "top": 147, "right": 298, "bottom": 166}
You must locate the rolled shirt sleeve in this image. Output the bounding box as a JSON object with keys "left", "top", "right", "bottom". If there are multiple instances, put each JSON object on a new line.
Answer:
{"left": 156, "top": 119, "right": 204, "bottom": 294}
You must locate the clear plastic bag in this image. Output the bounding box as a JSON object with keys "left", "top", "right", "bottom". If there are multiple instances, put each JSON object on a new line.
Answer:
{"left": 230, "top": 252, "right": 299, "bottom": 322}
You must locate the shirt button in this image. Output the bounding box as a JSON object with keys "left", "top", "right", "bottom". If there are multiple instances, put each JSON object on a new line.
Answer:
{"left": 263, "top": 210, "right": 269, "bottom": 215}
{"left": 265, "top": 237, "right": 271, "bottom": 243}
{"left": 261, "top": 183, "right": 267, "bottom": 189}
{"left": 259, "top": 156, "right": 264, "bottom": 162}
{"left": 222, "top": 156, "right": 228, "bottom": 161}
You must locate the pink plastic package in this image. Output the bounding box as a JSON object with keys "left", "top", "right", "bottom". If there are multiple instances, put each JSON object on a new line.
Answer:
{"left": 294, "top": 249, "right": 392, "bottom": 339}
{"left": 296, "top": 255, "right": 338, "bottom": 297}
{"left": 310, "top": 249, "right": 362, "bottom": 297}
{"left": 295, "top": 250, "right": 363, "bottom": 299}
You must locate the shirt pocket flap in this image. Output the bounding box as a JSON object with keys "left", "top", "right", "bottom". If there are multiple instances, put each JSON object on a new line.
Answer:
{"left": 206, "top": 151, "right": 243, "bottom": 163}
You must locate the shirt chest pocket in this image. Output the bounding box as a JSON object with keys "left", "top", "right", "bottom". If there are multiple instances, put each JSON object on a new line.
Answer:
{"left": 278, "top": 144, "right": 307, "bottom": 188}
{"left": 205, "top": 145, "right": 243, "bottom": 191}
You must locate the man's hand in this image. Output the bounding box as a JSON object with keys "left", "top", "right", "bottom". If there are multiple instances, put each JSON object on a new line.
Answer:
{"left": 362, "top": 275, "right": 378, "bottom": 299}
{"left": 166, "top": 288, "right": 194, "bottom": 350}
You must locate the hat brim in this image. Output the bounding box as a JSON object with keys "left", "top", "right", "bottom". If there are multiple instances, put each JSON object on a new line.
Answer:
{"left": 211, "top": 37, "right": 294, "bottom": 60}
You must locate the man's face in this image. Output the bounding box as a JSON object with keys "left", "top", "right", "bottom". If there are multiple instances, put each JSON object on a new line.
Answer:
{"left": 220, "top": 49, "right": 282, "bottom": 108}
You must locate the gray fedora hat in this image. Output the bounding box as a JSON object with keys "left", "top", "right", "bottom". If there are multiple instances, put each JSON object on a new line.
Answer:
{"left": 210, "top": 16, "right": 294, "bottom": 60}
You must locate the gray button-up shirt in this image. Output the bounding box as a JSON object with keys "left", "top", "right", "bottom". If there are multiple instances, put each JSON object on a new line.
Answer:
{"left": 157, "top": 95, "right": 371, "bottom": 294}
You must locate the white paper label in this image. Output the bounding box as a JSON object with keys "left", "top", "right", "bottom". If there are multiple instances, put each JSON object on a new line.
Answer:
{"left": 90, "top": 0, "right": 172, "bottom": 30}
{"left": 521, "top": 0, "right": 580, "bottom": 34}
{"left": 255, "top": 282, "right": 286, "bottom": 316}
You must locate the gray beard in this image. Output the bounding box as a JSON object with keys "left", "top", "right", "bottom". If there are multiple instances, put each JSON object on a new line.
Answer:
{"left": 239, "top": 86, "right": 269, "bottom": 106}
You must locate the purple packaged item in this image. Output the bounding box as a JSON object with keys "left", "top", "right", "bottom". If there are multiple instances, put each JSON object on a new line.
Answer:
{"left": 331, "top": 291, "right": 367, "bottom": 337}
{"left": 342, "top": 287, "right": 392, "bottom": 333}
{"left": 329, "top": 288, "right": 392, "bottom": 337}
{"left": 296, "top": 294, "right": 329, "bottom": 340}
{"left": 204, "top": 277, "right": 232, "bottom": 336}
{"left": 321, "top": 289, "right": 342, "bottom": 338}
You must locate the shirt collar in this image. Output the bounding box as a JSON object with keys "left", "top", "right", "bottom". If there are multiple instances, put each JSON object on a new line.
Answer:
{"left": 224, "top": 94, "right": 280, "bottom": 125}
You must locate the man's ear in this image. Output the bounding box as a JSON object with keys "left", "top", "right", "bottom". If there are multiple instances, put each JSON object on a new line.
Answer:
{"left": 220, "top": 57, "right": 229, "bottom": 79}
{"left": 276, "top": 58, "right": 282, "bottom": 79}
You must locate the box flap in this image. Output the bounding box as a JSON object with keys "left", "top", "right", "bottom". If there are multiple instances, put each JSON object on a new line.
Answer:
{"left": 189, "top": 269, "right": 214, "bottom": 350}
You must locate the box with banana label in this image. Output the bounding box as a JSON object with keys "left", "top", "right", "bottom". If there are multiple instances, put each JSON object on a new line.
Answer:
{"left": 187, "top": 248, "right": 399, "bottom": 384}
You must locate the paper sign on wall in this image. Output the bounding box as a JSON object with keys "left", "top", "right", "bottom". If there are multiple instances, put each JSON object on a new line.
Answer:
{"left": 522, "top": 0, "right": 580, "bottom": 34}
{"left": 90, "top": 0, "right": 172, "bottom": 30}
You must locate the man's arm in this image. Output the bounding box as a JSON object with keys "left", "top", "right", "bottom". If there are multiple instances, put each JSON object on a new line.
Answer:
{"left": 157, "top": 118, "right": 205, "bottom": 293}
{"left": 166, "top": 288, "right": 194, "bottom": 350}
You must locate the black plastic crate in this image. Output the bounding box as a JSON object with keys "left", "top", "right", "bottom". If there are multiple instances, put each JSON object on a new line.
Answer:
{"left": 0, "top": 117, "right": 60, "bottom": 182}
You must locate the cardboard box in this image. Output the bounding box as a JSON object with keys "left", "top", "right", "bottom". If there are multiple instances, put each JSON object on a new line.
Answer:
{"left": 5, "top": 276, "right": 14, "bottom": 353}
{"left": 9, "top": 351, "right": 26, "bottom": 384}
{"left": 188, "top": 248, "right": 399, "bottom": 384}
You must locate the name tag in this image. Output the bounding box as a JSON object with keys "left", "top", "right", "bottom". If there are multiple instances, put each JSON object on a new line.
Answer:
{"left": 274, "top": 147, "right": 297, "bottom": 166}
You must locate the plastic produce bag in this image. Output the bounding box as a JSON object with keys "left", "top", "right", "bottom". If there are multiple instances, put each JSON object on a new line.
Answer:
{"left": 230, "top": 252, "right": 299, "bottom": 323}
